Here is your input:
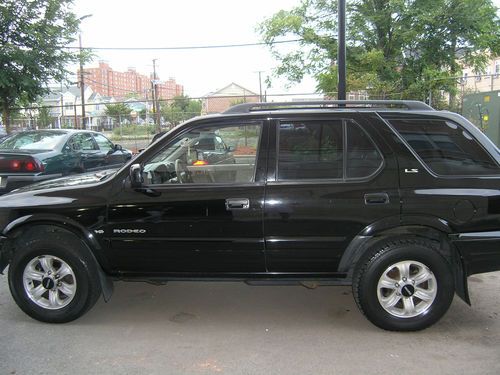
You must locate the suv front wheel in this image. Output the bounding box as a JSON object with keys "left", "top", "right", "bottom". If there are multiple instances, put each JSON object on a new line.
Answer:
{"left": 8, "top": 226, "right": 102, "bottom": 323}
{"left": 353, "top": 238, "right": 454, "bottom": 331}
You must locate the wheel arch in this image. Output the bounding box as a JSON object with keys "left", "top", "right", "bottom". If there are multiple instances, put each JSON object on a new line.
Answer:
{"left": 340, "top": 218, "right": 470, "bottom": 305}
{"left": 1, "top": 215, "right": 113, "bottom": 302}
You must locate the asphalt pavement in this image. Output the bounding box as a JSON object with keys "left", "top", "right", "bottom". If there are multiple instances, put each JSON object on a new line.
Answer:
{"left": 1, "top": 271, "right": 499, "bottom": 375}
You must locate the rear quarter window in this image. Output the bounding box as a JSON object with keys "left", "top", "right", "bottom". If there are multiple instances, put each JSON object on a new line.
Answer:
{"left": 388, "top": 118, "right": 500, "bottom": 176}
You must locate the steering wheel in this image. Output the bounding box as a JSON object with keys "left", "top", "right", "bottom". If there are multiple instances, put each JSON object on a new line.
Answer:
{"left": 174, "top": 158, "right": 189, "bottom": 183}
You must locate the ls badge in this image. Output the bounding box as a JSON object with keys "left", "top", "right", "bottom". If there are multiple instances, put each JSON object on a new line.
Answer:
{"left": 404, "top": 168, "right": 419, "bottom": 174}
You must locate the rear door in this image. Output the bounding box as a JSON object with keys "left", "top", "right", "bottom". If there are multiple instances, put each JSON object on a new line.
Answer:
{"left": 263, "top": 113, "right": 400, "bottom": 274}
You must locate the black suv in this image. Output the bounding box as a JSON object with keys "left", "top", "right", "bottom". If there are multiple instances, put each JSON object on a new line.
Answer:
{"left": 1, "top": 100, "right": 499, "bottom": 331}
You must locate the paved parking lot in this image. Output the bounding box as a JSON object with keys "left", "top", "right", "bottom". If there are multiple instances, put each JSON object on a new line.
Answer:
{"left": 1, "top": 271, "right": 499, "bottom": 375}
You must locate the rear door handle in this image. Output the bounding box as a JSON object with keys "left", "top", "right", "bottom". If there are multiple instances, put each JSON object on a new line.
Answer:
{"left": 225, "top": 198, "right": 250, "bottom": 210}
{"left": 364, "top": 193, "right": 390, "bottom": 205}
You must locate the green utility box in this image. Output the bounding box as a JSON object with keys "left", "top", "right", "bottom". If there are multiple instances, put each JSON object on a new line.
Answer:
{"left": 463, "top": 90, "right": 500, "bottom": 146}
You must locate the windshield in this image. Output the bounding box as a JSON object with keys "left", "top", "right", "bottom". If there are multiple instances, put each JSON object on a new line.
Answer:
{"left": 0, "top": 131, "right": 67, "bottom": 151}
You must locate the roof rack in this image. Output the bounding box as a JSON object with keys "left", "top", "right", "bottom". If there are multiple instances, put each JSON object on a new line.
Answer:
{"left": 223, "top": 100, "right": 433, "bottom": 114}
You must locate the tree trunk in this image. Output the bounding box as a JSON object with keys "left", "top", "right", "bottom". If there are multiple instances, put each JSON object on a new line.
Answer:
{"left": 1, "top": 103, "right": 11, "bottom": 134}
{"left": 449, "top": 35, "right": 458, "bottom": 109}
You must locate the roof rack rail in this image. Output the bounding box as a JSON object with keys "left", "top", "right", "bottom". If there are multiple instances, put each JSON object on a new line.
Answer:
{"left": 223, "top": 100, "right": 433, "bottom": 114}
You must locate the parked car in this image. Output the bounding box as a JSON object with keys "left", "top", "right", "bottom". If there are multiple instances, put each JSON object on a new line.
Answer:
{"left": 1, "top": 100, "right": 500, "bottom": 331}
{"left": 0, "top": 129, "right": 132, "bottom": 194}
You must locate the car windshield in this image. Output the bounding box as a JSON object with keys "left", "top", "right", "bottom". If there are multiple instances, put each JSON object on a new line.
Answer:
{"left": 0, "top": 131, "right": 67, "bottom": 151}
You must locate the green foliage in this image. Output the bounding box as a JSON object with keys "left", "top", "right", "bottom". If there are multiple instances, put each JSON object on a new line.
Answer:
{"left": 0, "top": 0, "right": 89, "bottom": 131}
{"left": 161, "top": 95, "right": 202, "bottom": 126}
{"left": 37, "top": 106, "right": 54, "bottom": 128}
{"left": 259, "top": 0, "right": 500, "bottom": 106}
{"left": 112, "top": 124, "right": 155, "bottom": 138}
{"left": 104, "top": 103, "right": 132, "bottom": 119}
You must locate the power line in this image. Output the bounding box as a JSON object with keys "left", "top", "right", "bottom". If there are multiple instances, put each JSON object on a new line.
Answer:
{"left": 64, "top": 39, "right": 303, "bottom": 51}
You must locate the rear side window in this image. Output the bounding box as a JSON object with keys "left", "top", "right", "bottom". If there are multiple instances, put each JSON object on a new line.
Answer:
{"left": 278, "top": 121, "right": 343, "bottom": 180}
{"left": 346, "top": 123, "right": 383, "bottom": 178}
{"left": 277, "top": 120, "right": 383, "bottom": 180}
{"left": 389, "top": 118, "right": 500, "bottom": 176}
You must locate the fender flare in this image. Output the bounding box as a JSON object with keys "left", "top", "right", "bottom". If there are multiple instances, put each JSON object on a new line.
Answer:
{"left": 1, "top": 214, "right": 113, "bottom": 302}
{"left": 338, "top": 215, "right": 470, "bottom": 305}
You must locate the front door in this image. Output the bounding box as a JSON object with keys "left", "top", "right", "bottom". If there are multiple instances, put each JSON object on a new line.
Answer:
{"left": 106, "top": 120, "right": 267, "bottom": 275}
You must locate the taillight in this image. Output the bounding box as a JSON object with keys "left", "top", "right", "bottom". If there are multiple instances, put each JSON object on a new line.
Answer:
{"left": 192, "top": 160, "right": 208, "bottom": 166}
{"left": 0, "top": 157, "right": 44, "bottom": 173}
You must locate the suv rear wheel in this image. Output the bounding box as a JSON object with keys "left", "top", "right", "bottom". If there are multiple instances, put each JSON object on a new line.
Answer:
{"left": 8, "top": 226, "right": 101, "bottom": 323}
{"left": 353, "top": 237, "right": 454, "bottom": 331}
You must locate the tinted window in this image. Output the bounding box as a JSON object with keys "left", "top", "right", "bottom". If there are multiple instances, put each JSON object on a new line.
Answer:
{"left": 278, "top": 121, "right": 343, "bottom": 180}
{"left": 346, "top": 123, "right": 383, "bottom": 178}
{"left": 389, "top": 118, "right": 500, "bottom": 176}
{"left": 143, "top": 123, "right": 261, "bottom": 184}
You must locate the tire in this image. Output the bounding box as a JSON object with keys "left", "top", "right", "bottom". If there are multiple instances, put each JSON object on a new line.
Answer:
{"left": 8, "top": 226, "right": 102, "bottom": 323}
{"left": 352, "top": 237, "right": 454, "bottom": 331}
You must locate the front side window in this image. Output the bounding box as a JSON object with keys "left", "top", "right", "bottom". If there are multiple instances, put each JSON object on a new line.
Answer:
{"left": 143, "top": 123, "right": 261, "bottom": 185}
{"left": 388, "top": 118, "right": 500, "bottom": 176}
{"left": 93, "top": 133, "right": 114, "bottom": 152}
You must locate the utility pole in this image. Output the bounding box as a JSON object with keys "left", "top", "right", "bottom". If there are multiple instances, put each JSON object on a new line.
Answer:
{"left": 79, "top": 34, "right": 86, "bottom": 129}
{"left": 152, "top": 59, "right": 161, "bottom": 133}
{"left": 337, "top": 0, "right": 347, "bottom": 101}
{"left": 255, "top": 71, "right": 264, "bottom": 102}
{"left": 60, "top": 81, "right": 65, "bottom": 129}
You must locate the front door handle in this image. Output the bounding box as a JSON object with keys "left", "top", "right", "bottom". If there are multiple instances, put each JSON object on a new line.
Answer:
{"left": 225, "top": 198, "right": 250, "bottom": 210}
{"left": 364, "top": 193, "right": 390, "bottom": 205}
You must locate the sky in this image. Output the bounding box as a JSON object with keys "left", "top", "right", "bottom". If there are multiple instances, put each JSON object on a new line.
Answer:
{"left": 71, "top": 0, "right": 500, "bottom": 99}
{"left": 71, "top": 0, "right": 316, "bottom": 98}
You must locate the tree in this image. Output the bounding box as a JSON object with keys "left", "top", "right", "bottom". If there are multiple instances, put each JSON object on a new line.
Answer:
{"left": 0, "top": 0, "right": 87, "bottom": 132}
{"left": 104, "top": 103, "right": 131, "bottom": 123}
{"left": 37, "top": 105, "right": 54, "bottom": 128}
{"left": 258, "top": 0, "right": 500, "bottom": 106}
{"left": 161, "top": 96, "right": 202, "bottom": 126}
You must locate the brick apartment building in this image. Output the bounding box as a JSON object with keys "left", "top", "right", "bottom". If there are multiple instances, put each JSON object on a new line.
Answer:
{"left": 81, "top": 61, "right": 183, "bottom": 100}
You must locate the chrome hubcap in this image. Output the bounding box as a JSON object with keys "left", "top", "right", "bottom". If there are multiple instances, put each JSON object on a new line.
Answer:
{"left": 377, "top": 260, "right": 437, "bottom": 318}
{"left": 23, "top": 255, "right": 77, "bottom": 310}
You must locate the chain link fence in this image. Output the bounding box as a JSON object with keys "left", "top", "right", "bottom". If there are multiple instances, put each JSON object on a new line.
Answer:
{"left": 3, "top": 86, "right": 500, "bottom": 151}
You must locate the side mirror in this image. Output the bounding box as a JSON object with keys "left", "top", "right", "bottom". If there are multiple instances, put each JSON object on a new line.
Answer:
{"left": 130, "top": 163, "right": 143, "bottom": 188}
{"left": 114, "top": 144, "right": 123, "bottom": 151}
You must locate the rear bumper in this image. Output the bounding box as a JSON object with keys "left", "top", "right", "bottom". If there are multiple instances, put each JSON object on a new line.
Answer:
{"left": 451, "top": 231, "right": 500, "bottom": 276}
{"left": 0, "top": 173, "right": 61, "bottom": 194}
{"left": 0, "top": 234, "right": 9, "bottom": 274}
